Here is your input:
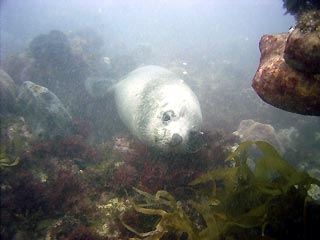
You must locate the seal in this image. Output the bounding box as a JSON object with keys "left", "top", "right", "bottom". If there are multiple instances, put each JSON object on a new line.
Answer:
{"left": 112, "top": 65, "right": 203, "bottom": 152}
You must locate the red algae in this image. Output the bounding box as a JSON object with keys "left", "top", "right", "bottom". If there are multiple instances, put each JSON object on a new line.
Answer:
{"left": 30, "top": 135, "right": 102, "bottom": 162}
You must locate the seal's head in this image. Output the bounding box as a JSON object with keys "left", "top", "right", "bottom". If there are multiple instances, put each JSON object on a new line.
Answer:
{"left": 141, "top": 82, "right": 203, "bottom": 152}
{"left": 113, "top": 65, "right": 203, "bottom": 153}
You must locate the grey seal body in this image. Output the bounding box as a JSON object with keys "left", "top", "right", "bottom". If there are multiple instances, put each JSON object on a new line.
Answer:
{"left": 113, "top": 65, "right": 203, "bottom": 152}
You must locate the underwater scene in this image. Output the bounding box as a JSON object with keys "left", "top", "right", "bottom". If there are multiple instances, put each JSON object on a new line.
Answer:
{"left": 1, "top": 0, "right": 320, "bottom": 239}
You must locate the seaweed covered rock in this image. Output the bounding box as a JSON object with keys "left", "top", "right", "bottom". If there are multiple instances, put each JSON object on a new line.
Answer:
{"left": 68, "top": 29, "right": 106, "bottom": 73}
{"left": 0, "top": 69, "right": 17, "bottom": 115}
{"left": 284, "top": 10, "right": 320, "bottom": 73}
{"left": 284, "top": 28, "right": 320, "bottom": 73}
{"left": 253, "top": 4, "right": 320, "bottom": 116}
{"left": 29, "top": 30, "right": 72, "bottom": 69}
{"left": 17, "top": 81, "right": 72, "bottom": 138}
{"left": 252, "top": 33, "right": 320, "bottom": 116}
{"left": 26, "top": 30, "right": 90, "bottom": 113}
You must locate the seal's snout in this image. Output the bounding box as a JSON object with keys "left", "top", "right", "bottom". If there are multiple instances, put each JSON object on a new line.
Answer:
{"left": 170, "top": 133, "right": 183, "bottom": 146}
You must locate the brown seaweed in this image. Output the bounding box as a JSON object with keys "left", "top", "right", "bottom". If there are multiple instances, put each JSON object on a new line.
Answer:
{"left": 123, "top": 141, "right": 319, "bottom": 240}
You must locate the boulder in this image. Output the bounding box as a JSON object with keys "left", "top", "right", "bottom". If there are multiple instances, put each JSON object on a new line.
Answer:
{"left": 252, "top": 33, "right": 320, "bottom": 116}
{"left": 0, "top": 69, "right": 17, "bottom": 115}
{"left": 284, "top": 28, "right": 320, "bottom": 73}
{"left": 17, "top": 81, "right": 72, "bottom": 138}
{"left": 29, "top": 30, "right": 72, "bottom": 68}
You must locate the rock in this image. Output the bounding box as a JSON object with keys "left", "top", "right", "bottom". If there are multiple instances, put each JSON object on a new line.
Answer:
{"left": 252, "top": 33, "right": 320, "bottom": 116}
{"left": 307, "top": 184, "right": 320, "bottom": 203}
{"left": 29, "top": 30, "right": 72, "bottom": 68}
{"left": 0, "top": 69, "right": 17, "bottom": 115}
{"left": 84, "top": 76, "right": 112, "bottom": 98}
{"left": 284, "top": 28, "right": 320, "bottom": 73}
{"left": 2, "top": 53, "right": 33, "bottom": 84}
{"left": 308, "top": 168, "right": 320, "bottom": 182}
{"left": 17, "top": 81, "right": 72, "bottom": 138}
{"left": 233, "top": 119, "right": 285, "bottom": 154}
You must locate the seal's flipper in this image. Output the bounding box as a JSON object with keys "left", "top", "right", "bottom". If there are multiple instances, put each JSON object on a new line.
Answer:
{"left": 85, "top": 77, "right": 114, "bottom": 98}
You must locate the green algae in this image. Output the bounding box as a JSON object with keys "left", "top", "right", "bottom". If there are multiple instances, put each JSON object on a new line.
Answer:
{"left": 124, "top": 141, "right": 319, "bottom": 239}
{"left": 0, "top": 117, "right": 31, "bottom": 169}
{"left": 0, "top": 146, "right": 20, "bottom": 168}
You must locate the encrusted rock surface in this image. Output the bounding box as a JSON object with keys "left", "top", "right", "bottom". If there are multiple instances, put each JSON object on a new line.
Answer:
{"left": 284, "top": 28, "right": 320, "bottom": 73}
{"left": 252, "top": 33, "right": 320, "bottom": 116}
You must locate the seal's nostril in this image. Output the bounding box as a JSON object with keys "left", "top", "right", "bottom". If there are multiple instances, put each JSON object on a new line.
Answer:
{"left": 170, "top": 133, "right": 183, "bottom": 146}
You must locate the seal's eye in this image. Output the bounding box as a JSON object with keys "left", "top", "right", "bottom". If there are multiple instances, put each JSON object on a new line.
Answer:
{"left": 162, "top": 110, "right": 175, "bottom": 122}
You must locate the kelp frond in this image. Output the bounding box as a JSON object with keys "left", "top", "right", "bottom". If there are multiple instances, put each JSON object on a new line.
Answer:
{"left": 122, "top": 187, "right": 199, "bottom": 240}
{"left": 124, "top": 141, "right": 319, "bottom": 239}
